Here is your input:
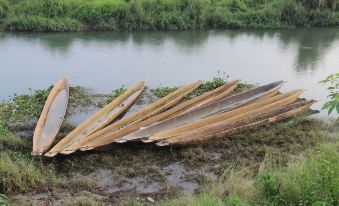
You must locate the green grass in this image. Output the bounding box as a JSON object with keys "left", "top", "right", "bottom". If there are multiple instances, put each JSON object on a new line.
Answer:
{"left": 146, "top": 143, "right": 338, "bottom": 206}
{"left": 97, "top": 86, "right": 127, "bottom": 108}
{"left": 0, "top": 0, "right": 338, "bottom": 31}
{"left": 0, "top": 87, "right": 51, "bottom": 123}
{"left": 0, "top": 123, "right": 23, "bottom": 150}
{"left": 0, "top": 151, "right": 53, "bottom": 194}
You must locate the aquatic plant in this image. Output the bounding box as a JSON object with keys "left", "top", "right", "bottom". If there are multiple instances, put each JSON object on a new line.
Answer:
{"left": 0, "top": 87, "right": 51, "bottom": 122}
{"left": 98, "top": 86, "right": 127, "bottom": 108}
{"left": 320, "top": 73, "right": 339, "bottom": 117}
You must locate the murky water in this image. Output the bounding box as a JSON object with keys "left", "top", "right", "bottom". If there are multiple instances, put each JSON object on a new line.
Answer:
{"left": 0, "top": 28, "right": 338, "bottom": 117}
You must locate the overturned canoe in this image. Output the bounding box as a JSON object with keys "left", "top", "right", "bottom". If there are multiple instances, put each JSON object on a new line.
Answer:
{"left": 53, "top": 80, "right": 203, "bottom": 155}
{"left": 31, "top": 77, "right": 69, "bottom": 156}
{"left": 157, "top": 99, "right": 315, "bottom": 146}
{"left": 44, "top": 81, "right": 146, "bottom": 157}
{"left": 114, "top": 81, "right": 284, "bottom": 143}
{"left": 78, "top": 80, "right": 240, "bottom": 149}
{"left": 144, "top": 89, "right": 302, "bottom": 143}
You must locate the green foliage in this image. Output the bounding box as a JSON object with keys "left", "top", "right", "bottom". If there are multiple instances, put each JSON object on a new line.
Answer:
{"left": 0, "top": 193, "right": 7, "bottom": 205}
{"left": 279, "top": 0, "right": 307, "bottom": 27}
{"left": 225, "top": 195, "right": 249, "bottom": 206}
{"left": 0, "top": 0, "right": 9, "bottom": 18}
{"left": 0, "top": 151, "right": 52, "bottom": 193}
{"left": 0, "top": 0, "right": 338, "bottom": 31}
{"left": 255, "top": 145, "right": 339, "bottom": 205}
{"left": 0, "top": 87, "right": 51, "bottom": 122}
{"left": 320, "top": 73, "right": 339, "bottom": 116}
{"left": 0, "top": 124, "right": 23, "bottom": 150}
{"left": 5, "top": 15, "right": 83, "bottom": 31}
{"left": 98, "top": 86, "right": 127, "bottom": 108}
{"left": 151, "top": 86, "right": 179, "bottom": 98}
{"left": 229, "top": 0, "right": 248, "bottom": 13}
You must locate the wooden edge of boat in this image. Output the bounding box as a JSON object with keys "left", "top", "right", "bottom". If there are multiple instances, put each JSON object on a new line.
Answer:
{"left": 82, "top": 80, "right": 239, "bottom": 145}
{"left": 144, "top": 89, "right": 303, "bottom": 143}
{"left": 163, "top": 94, "right": 306, "bottom": 143}
{"left": 120, "top": 81, "right": 284, "bottom": 144}
{"left": 94, "top": 80, "right": 240, "bottom": 145}
{"left": 55, "top": 80, "right": 203, "bottom": 154}
{"left": 32, "top": 77, "right": 69, "bottom": 156}
{"left": 44, "top": 81, "right": 146, "bottom": 157}
{"left": 165, "top": 80, "right": 241, "bottom": 119}
{"left": 156, "top": 100, "right": 315, "bottom": 146}
{"left": 56, "top": 81, "right": 146, "bottom": 156}
{"left": 75, "top": 80, "right": 204, "bottom": 150}
{"left": 113, "top": 80, "right": 240, "bottom": 143}
{"left": 131, "top": 80, "right": 203, "bottom": 124}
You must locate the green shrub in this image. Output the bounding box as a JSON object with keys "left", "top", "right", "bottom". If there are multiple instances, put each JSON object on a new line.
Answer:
{"left": 255, "top": 145, "right": 339, "bottom": 205}
{"left": 280, "top": 0, "right": 307, "bottom": 27}
{"left": 320, "top": 73, "right": 339, "bottom": 117}
{"left": 0, "top": 124, "right": 23, "bottom": 150}
{"left": 0, "top": 87, "right": 51, "bottom": 122}
{"left": 0, "top": 0, "right": 9, "bottom": 18}
{"left": 5, "top": 15, "right": 83, "bottom": 31}
{"left": 229, "top": 0, "right": 248, "bottom": 13}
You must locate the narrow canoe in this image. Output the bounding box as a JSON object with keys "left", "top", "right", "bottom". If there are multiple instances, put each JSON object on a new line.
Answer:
{"left": 145, "top": 89, "right": 302, "bottom": 143}
{"left": 157, "top": 99, "right": 315, "bottom": 146}
{"left": 44, "top": 81, "right": 146, "bottom": 157}
{"left": 116, "top": 81, "right": 284, "bottom": 143}
{"left": 81, "top": 80, "right": 240, "bottom": 148}
{"left": 31, "top": 77, "right": 69, "bottom": 156}
{"left": 54, "top": 80, "right": 203, "bottom": 155}
{"left": 163, "top": 80, "right": 241, "bottom": 119}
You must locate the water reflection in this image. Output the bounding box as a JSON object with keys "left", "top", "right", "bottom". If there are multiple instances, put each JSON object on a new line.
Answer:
{"left": 0, "top": 28, "right": 338, "bottom": 117}
{"left": 1, "top": 28, "right": 338, "bottom": 74}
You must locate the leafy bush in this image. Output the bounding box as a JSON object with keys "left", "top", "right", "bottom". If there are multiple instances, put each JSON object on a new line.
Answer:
{"left": 98, "top": 86, "right": 127, "bottom": 108}
{"left": 0, "top": 0, "right": 9, "bottom": 18}
{"left": 0, "top": 124, "right": 23, "bottom": 150}
{"left": 279, "top": 0, "right": 307, "bottom": 26}
{"left": 255, "top": 145, "right": 339, "bottom": 205}
{"left": 320, "top": 73, "right": 339, "bottom": 117}
{"left": 5, "top": 15, "right": 83, "bottom": 31}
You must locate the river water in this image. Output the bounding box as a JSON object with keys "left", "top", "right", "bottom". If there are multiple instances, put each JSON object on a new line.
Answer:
{"left": 0, "top": 28, "right": 338, "bottom": 117}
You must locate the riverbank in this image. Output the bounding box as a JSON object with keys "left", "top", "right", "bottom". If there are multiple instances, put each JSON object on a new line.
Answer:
{"left": 0, "top": 0, "right": 338, "bottom": 32}
{"left": 0, "top": 77, "right": 338, "bottom": 205}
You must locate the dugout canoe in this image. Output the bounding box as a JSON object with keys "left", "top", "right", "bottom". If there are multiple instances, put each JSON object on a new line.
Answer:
{"left": 144, "top": 89, "right": 302, "bottom": 143}
{"left": 51, "top": 80, "right": 203, "bottom": 155}
{"left": 113, "top": 81, "right": 284, "bottom": 143}
{"left": 78, "top": 80, "right": 240, "bottom": 148}
{"left": 31, "top": 77, "right": 69, "bottom": 156}
{"left": 156, "top": 99, "right": 315, "bottom": 146}
{"left": 44, "top": 81, "right": 146, "bottom": 157}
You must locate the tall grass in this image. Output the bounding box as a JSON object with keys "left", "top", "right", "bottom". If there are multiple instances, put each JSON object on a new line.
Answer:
{"left": 157, "top": 144, "right": 339, "bottom": 206}
{"left": 0, "top": 0, "right": 338, "bottom": 31}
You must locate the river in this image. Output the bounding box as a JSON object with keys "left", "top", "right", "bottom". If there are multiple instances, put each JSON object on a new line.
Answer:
{"left": 0, "top": 28, "right": 338, "bottom": 117}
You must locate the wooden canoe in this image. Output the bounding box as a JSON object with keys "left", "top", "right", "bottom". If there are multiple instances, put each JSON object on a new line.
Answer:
{"left": 145, "top": 89, "right": 302, "bottom": 143}
{"left": 114, "top": 81, "right": 284, "bottom": 143}
{"left": 31, "top": 77, "right": 69, "bottom": 156}
{"left": 156, "top": 99, "right": 315, "bottom": 146}
{"left": 44, "top": 81, "right": 146, "bottom": 157}
{"left": 80, "top": 80, "right": 240, "bottom": 148}
{"left": 53, "top": 80, "right": 203, "bottom": 155}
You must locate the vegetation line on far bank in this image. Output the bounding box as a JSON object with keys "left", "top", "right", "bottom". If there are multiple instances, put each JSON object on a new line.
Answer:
{"left": 0, "top": 0, "right": 338, "bottom": 32}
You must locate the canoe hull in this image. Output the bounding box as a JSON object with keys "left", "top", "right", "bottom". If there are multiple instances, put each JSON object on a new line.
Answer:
{"left": 32, "top": 77, "right": 69, "bottom": 156}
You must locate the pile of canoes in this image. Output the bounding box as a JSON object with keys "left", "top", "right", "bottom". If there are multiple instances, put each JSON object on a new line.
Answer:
{"left": 31, "top": 77, "right": 315, "bottom": 157}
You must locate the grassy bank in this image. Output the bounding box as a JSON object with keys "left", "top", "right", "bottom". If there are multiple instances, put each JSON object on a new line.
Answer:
{"left": 0, "top": 0, "right": 338, "bottom": 31}
{"left": 0, "top": 77, "right": 338, "bottom": 205}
